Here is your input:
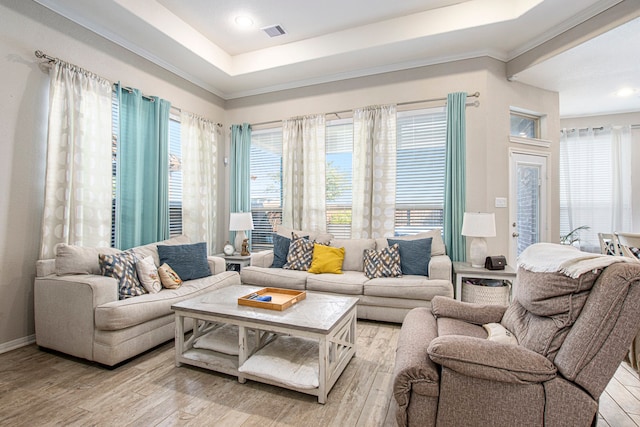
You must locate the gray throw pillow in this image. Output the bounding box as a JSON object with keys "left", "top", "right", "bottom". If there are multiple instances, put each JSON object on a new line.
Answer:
{"left": 158, "top": 242, "right": 211, "bottom": 281}
{"left": 387, "top": 237, "right": 432, "bottom": 276}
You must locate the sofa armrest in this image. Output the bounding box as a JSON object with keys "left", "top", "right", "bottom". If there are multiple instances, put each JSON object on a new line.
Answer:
{"left": 251, "top": 250, "right": 274, "bottom": 268}
{"left": 429, "top": 255, "right": 451, "bottom": 282}
{"left": 34, "top": 274, "right": 119, "bottom": 361}
{"left": 431, "top": 295, "right": 507, "bottom": 325}
{"left": 207, "top": 256, "right": 226, "bottom": 275}
{"left": 427, "top": 335, "right": 557, "bottom": 384}
{"left": 36, "top": 259, "right": 55, "bottom": 277}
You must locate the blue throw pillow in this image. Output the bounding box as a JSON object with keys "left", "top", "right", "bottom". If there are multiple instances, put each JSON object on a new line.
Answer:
{"left": 271, "top": 233, "right": 291, "bottom": 268}
{"left": 158, "top": 242, "right": 211, "bottom": 281}
{"left": 386, "top": 237, "right": 433, "bottom": 276}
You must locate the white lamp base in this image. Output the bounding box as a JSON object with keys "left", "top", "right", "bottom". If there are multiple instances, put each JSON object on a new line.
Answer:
{"left": 469, "top": 237, "right": 487, "bottom": 268}
{"left": 234, "top": 230, "right": 247, "bottom": 254}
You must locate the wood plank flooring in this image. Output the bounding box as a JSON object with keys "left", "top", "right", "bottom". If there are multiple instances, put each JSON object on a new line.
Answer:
{"left": 0, "top": 321, "right": 638, "bottom": 426}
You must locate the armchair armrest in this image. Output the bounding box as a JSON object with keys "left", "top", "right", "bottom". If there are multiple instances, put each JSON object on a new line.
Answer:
{"left": 429, "top": 255, "right": 451, "bottom": 281}
{"left": 427, "top": 335, "right": 557, "bottom": 384}
{"left": 34, "top": 274, "right": 119, "bottom": 361}
{"left": 431, "top": 295, "right": 507, "bottom": 325}
{"left": 251, "top": 250, "right": 274, "bottom": 268}
{"left": 207, "top": 256, "right": 226, "bottom": 275}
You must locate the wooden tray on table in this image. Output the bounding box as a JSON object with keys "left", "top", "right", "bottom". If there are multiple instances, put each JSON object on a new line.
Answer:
{"left": 238, "top": 287, "right": 306, "bottom": 311}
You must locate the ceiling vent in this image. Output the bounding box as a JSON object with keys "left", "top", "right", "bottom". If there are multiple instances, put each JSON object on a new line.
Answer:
{"left": 262, "top": 24, "right": 287, "bottom": 38}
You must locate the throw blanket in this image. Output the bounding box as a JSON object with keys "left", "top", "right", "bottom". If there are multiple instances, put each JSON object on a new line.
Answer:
{"left": 518, "top": 242, "right": 631, "bottom": 278}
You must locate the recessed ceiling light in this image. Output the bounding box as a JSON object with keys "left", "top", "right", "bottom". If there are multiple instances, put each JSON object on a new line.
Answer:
{"left": 616, "top": 87, "right": 637, "bottom": 97}
{"left": 234, "top": 15, "right": 254, "bottom": 29}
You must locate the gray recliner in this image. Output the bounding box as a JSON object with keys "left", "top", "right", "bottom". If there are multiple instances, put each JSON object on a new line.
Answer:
{"left": 392, "top": 243, "right": 640, "bottom": 426}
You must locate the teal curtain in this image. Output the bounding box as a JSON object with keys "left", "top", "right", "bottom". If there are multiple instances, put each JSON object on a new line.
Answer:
{"left": 230, "top": 123, "right": 252, "bottom": 243}
{"left": 444, "top": 92, "right": 467, "bottom": 262}
{"left": 115, "top": 84, "right": 171, "bottom": 249}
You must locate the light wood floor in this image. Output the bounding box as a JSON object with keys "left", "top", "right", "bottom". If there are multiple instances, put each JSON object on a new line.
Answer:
{"left": 0, "top": 321, "right": 639, "bottom": 426}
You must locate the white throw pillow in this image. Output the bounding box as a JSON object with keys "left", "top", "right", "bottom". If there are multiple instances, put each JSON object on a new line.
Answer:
{"left": 135, "top": 256, "right": 162, "bottom": 293}
{"left": 483, "top": 323, "right": 518, "bottom": 346}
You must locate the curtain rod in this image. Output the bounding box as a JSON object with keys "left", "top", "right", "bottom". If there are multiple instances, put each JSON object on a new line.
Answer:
{"left": 562, "top": 124, "right": 640, "bottom": 132}
{"left": 247, "top": 92, "right": 481, "bottom": 128}
{"left": 35, "top": 50, "right": 222, "bottom": 128}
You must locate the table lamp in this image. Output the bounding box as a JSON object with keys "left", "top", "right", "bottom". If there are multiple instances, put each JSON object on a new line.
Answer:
{"left": 461, "top": 212, "right": 496, "bottom": 268}
{"left": 229, "top": 212, "right": 254, "bottom": 254}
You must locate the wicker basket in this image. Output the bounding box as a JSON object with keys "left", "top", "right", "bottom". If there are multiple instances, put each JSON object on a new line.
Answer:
{"left": 462, "top": 281, "right": 511, "bottom": 306}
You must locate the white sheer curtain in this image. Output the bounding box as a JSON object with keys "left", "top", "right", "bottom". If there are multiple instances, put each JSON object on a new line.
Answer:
{"left": 40, "top": 61, "right": 113, "bottom": 258}
{"left": 181, "top": 112, "right": 218, "bottom": 253}
{"left": 612, "top": 125, "right": 633, "bottom": 232}
{"left": 351, "top": 105, "right": 397, "bottom": 238}
{"left": 282, "top": 114, "right": 326, "bottom": 231}
{"left": 560, "top": 125, "right": 632, "bottom": 251}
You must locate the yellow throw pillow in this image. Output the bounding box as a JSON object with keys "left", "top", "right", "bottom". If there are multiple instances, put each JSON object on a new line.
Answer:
{"left": 158, "top": 263, "right": 183, "bottom": 288}
{"left": 308, "top": 244, "right": 345, "bottom": 274}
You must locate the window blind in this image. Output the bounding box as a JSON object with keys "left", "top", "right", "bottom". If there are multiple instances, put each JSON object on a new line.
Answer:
{"left": 250, "top": 127, "right": 283, "bottom": 250}
{"left": 326, "top": 119, "right": 353, "bottom": 238}
{"left": 168, "top": 117, "right": 182, "bottom": 237}
{"left": 395, "top": 108, "right": 447, "bottom": 235}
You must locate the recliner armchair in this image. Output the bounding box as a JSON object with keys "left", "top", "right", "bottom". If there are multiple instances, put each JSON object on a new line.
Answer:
{"left": 393, "top": 243, "right": 640, "bottom": 426}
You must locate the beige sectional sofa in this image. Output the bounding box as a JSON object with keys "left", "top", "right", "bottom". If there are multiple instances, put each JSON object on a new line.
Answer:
{"left": 241, "top": 228, "right": 454, "bottom": 323}
{"left": 34, "top": 235, "right": 240, "bottom": 366}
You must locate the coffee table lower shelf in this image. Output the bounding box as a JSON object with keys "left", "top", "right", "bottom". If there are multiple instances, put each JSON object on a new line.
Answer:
{"left": 172, "top": 286, "right": 358, "bottom": 404}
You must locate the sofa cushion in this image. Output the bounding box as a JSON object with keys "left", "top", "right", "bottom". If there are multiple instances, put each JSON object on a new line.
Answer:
{"left": 158, "top": 242, "right": 211, "bottom": 281}
{"left": 364, "top": 276, "right": 452, "bottom": 301}
{"left": 132, "top": 234, "right": 191, "bottom": 267}
{"left": 277, "top": 226, "right": 333, "bottom": 245}
{"left": 363, "top": 243, "right": 402, "bottom": 279}
{"left": 55, "top": 244, "right": 120, "bottom": 275}
{"left": 241, "top": 266, "right": 308, "bottom": 290}
{"left": 376, "top": 228, "right": 445, "bottom": 256}
{"left": 308, "top": 244, "right": 345, "bottom": 274}
{"left": 283, "top": 234, "right": 315, "bottom": 271}
{"left": 387, "top": 237, "right": 432, "bottom": 276}
{"left": 330, "top": 238, "right": 376, "bottom": 272}
{"left": 99, "top": 250, "right": 147, "bottom": 299}
{"left": 94, "top": 271, "right": 240, "bottom": 330}
{"left": 306, "top": 271, "right": 368, "bottom": 295}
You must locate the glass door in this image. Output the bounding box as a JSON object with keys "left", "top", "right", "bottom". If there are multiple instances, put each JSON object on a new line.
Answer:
{"left": 509, "top": 151, "right": 548, "bottom": 263}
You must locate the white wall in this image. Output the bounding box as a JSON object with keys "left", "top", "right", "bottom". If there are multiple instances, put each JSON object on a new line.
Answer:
{"left": 0, "top": 0, "right": 225, "bottom": 350}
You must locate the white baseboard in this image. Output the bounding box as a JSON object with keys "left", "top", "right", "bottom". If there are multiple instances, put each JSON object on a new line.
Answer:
{"left": 0, "top": 334, "right": 36, "bottom": 354}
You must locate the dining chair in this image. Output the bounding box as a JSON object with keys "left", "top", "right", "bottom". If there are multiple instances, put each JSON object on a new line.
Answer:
{"left": 598, "top": 232, "right": 619, "bottom": 256}
{"left": 616, "top": 232, "right": 640, "bottom": 261}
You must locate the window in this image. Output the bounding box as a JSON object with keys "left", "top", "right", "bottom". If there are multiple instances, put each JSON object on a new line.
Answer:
{"left": 247, "top": 108, "right": 448, "bottom": 248}
{"left": 326, "top": 119, "right": 353, "bottom": 239}
{"left": 395, "top": 108, "right": 447, "bottom": 235}
{"left": 249, "top": 127, "right": 283, "bottom": 250}
{"left": 510, "top": 111, "right": 540, "bottom": 139}
{"left": 168, "top": 114, "right": 182, "bottom": 237}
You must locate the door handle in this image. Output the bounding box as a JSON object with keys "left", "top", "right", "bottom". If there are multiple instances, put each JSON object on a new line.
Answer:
{"left": 512, "top": 232, "right": 519, "bottom": 238}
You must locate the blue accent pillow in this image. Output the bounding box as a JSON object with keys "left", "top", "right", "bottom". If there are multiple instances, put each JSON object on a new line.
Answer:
{"left": 271, "top": 233, "right": 291, "bottom": 268}
{"left": 158, "top": 242, "right": 211, "bottom": 281}
{"left": 386, "top": 238, "right": 433, "bottom": 276}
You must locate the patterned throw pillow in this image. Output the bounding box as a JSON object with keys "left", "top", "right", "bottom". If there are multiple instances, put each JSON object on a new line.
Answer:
{"left": 99, "top": 251, "right": 147, "bottom": 299}
{"left": 363, "top": 243, "right": 402, "bottom": 279}
{"left": 158, "top": 263, "right": 183, "bottom": 289}
{"left": 136, "top": 256, "right": 162, "bottom": 293}
{"left": 283, "top": 234, "right": 315, "bottom": 271}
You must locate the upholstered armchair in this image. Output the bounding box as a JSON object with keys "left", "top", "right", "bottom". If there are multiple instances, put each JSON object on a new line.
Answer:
{"left": 393, "top": 243, "right": 640, "bottom": 427}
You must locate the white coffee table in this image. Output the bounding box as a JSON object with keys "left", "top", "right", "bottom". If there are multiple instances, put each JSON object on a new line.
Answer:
{"left": 171, "top": 285, "right": 358, "bottom": 403}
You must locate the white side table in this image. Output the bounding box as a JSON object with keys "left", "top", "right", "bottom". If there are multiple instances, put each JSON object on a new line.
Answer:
{"left": 217, "top": 254, "right": 252, "bottom": 272}
{"left": 453, "top": 262, "right": 517, "bottom": 302}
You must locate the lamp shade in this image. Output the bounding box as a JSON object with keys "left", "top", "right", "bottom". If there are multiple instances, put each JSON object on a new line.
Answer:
{"left": 229, "top": 212, "right": 254, "bottom": 231}
{"left": 461, "top": 212, "right": 496, "bottom": 237}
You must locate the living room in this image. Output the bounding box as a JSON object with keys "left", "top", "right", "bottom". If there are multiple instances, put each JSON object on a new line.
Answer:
{"left": 2, "top": 0, "right": 640, "bottom": 425}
